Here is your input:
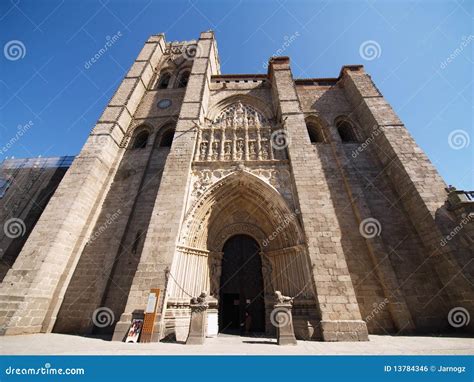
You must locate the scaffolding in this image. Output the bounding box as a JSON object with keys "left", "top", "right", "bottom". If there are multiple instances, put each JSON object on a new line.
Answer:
{"left": 0, "top": 156, "right": 75, "bottom": 217}
{"left": 0, "top": 156, "right": 75, "bottom": 170}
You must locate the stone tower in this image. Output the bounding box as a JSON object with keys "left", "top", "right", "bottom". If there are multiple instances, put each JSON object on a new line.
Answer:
{"left": 0, "top": 31, "right": 472, "bottom": 342}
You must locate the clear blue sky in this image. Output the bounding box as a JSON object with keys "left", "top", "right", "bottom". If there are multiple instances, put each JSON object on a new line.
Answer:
{"left": 1, "top": 0, "right": 472, "bottom": 189}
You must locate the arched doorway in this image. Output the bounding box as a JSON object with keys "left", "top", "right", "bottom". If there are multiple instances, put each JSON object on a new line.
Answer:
{"left": 219, "top": 234, "right": 265, "bottom": 335}
{"left": 165, "top": 170, "right": 318, "bottom": 341}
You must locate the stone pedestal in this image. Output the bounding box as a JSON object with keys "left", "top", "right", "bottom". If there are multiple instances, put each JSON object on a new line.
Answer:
{"left": 273, "top": 302, "right": 297, "bottom": 346}
{"left": 186, "top": 293, "right": 208, "bottom": 345}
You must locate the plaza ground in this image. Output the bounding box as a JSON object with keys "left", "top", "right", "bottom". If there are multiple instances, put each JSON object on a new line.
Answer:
{"left": 1, "top": 333, "right": 472, "bottom": 355}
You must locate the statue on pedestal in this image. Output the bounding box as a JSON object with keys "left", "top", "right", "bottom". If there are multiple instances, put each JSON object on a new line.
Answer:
{"left": 272, "top": 290, "right": 297, "bottom": 346}
{"left": 186, "top": 291, "right": 209, "bottom": 345}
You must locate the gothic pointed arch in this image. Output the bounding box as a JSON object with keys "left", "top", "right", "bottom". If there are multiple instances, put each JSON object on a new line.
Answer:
{"left": 167, "top": 170, "right": 315, "bottom": 315}
{"left": 180, "top": 169, "right": 304, "bottom": 251}
{"left": 206, "top": 94, "right": 274, "bottom": 122}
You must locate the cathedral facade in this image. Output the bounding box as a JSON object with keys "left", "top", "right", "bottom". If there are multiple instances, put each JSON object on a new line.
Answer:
{"left": 1, "top": 31, "right": 472, "bottom": 342}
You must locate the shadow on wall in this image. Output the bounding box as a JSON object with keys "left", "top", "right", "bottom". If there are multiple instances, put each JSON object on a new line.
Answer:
{"left": 52, "top": 124, "right": 175, "bottom": 339}
{"left": 310, "top": 108, "right": 454, "bottom": 335}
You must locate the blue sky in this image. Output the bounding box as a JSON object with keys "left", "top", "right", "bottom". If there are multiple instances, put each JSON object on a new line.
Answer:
{"left": 0, "top": 0, "right": 472, "bottom": 188}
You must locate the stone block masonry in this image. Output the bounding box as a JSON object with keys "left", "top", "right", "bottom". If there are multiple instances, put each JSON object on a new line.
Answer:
{"left": 1, "top": 31, "right": 472, "bottom": 341}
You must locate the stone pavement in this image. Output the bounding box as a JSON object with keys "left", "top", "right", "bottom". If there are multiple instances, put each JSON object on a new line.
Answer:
{"left": 0, "top": 334, "right": 472, "bottom": 355}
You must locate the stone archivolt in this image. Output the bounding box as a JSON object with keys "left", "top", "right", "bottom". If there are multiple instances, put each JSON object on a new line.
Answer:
{"left": 168, "top": 170, "right": 315, "bottom": 316}
{"left": 188, "top": 165, "right": 296, "bottom": 213}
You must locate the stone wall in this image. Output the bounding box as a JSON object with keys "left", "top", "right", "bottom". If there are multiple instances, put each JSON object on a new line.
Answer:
{"left": 295, "top": 70, "right": 472, "bottom": 334}
{"left": 112, "top": 31, "right": 221, "bottom": 342}
{"left": 0, "top": 35, "right": 167, "bottom": 336}
{"left": 53, "top": 128, "right": 171, "bottom": 335}
{"left": 1, "top": 31, "right": 471, "bottom": 340}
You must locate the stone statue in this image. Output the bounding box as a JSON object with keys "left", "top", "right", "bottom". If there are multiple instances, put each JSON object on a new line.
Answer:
{"left": 273, "top": 290, "right": 297, "bottom": 345}
{"left": 261, "top": 142, "right": 268, "bottom": 159}
{"left": 186, "top": 291, "right": 209, "bottom": 345}
{"left": 236, "top": 140, "right": 244, "bottom": 159}
{"left": 224, "top": 142, "right": 231, "bottom": 155}
{"left": 235, "top": 101, "right": 245, "bottom": 125}
{"left": 261, "top": 253, "right": 274, "bottom": 296}
{"left": 200, "top": 142, "right": 208, "bottom": 160}
{"left": 212, "top": 142, "right": 219, "bottom": 160}
{"left": 275, "top": 290, "right": 293, "bottom": 304}
{"left": 191, "top": 291, "right": 208, "bottom": 306}
{"left": 249, "top": 142, "right": 256, "bottom": 154}
{"left": 209, "top": 256, "right": 222, "bottom": 297}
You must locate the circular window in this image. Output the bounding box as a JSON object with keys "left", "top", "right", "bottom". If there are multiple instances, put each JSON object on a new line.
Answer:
{"left": 157, "top": 99, "right": 172, "bottom": 109}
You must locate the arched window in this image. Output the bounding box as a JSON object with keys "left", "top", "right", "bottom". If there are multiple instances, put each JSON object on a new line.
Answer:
{"left": 132, "top": 130, "right": 149, "bottom": 149}
{"left": 305, "top": 119, "right": 325, "bottom": 143}
{"left": 160, "top": 127, "right": 175, "bottom": 147}
{"left": 157, "top": 72, "right": 171, "bottom": 89}
{"left": 177, "top": 71, "right": 190, "bottom": 88}
{"left": 336, "top": 118, "right": 358, "bottom": 142}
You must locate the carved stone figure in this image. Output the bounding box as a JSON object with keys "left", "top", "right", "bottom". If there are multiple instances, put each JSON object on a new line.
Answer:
{"left": 186, "top": 291, "right": 209, "bottom": 345}
{"left": 224, "top": 142, "right": 232, "bottom": 159}
{"left": 209, "top": 256, "right": 222, "bottom": 297}
{"left": 191, "top": 291, "right": 208, "bottom": 306}
{"left": 212, "top": 142, "right": 219, "bottom": 160}
{"left": 261, "top": 252, "right": 274, "bottom": 296}
{"left": 236, "top": 140, "right": 244, "bottom": 159}
{"left": 275, "top": 290, "right": 293, "bottom": 304}
{"left": 249, "top": 141, "right": 256, "bottom": 158}
{"left": 199, "top": 142, "right": 208, "bottom": 160}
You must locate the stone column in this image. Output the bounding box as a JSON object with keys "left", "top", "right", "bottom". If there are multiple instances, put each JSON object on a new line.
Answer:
{"left": 219, "top": 127, "right": 225, "bottom": 160}
{"left": 341, "top": 67, "right": 474, "bottom": 327}
{"left": 0, "top": 35, "right": 166, "bottom": 336}
{"left": 194, "top": 128, "right": 202, "bottom": 162}
{"left": 256, "top": 127, "right": 262, "bottom": 160}
{"left": 207, "top": 127, "right": 214, "bottom": 161}
{"left": 113, "top": 31, "right": 220, "bottom": 341}
{"left": 268, "top": 57, "right": 368, "bottom": 341}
